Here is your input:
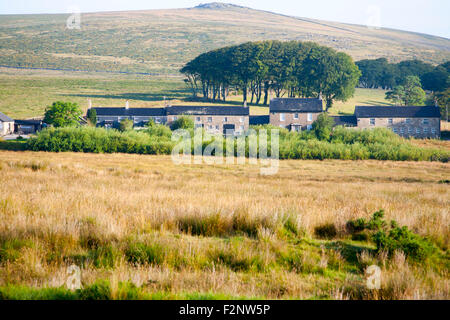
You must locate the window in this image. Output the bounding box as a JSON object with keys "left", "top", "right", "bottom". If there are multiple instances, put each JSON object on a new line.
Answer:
{"left": 209, "top": 125, "right": 213, "bottom": 130}
{"left": 388, "top": 119, "right": 393, "bottom": 125}
{"left": 215, "top": 125, "right": 220, "bottom": 130}
{"left": 280, "top": 113, "right": 285, "bottom": 122}
{"left": 393, "top": 128, "right": 398, "bottom": 133}
{"left": 196, "top": 117, "right": 201, "bottom": 122}
{"left": 408, "top": 128, "right": 413, "bottom": 134}
{"left": 307, "top": 124, "right": 313, "bottom": 131}
{"left": 208, "top": 117, "right": 212, "bottom": 123}
{"left": 195, "top": 124, "right": 203, "bottom": 129}
{"left": 223, "top": 117, "right": 228, "bottom": 122}
{"left": 422, "top": 119, "right": 429, "bottom": 125}
{"left": 155, "top": 118, "right": 161, "bottom": 124}
{"left": 307, "top": 113, "right": 313, "bottom": 122}
{"left": 240, "top": 117, "right": 244, "bottom": 123}
{"left": 294, "top": 113, "right": 299, "bottom": 120}
{"left": 240, "top": 125, "right": 244, "bottom": 131}
{"left": 431, "top": 128, "right": 436, "bottom": 134}
{"left": 173, "top": 116, "right": 178, "bottom": 121}
{"left": 416, "top": 128, "right": 420, "bottom": 134}
{"left": 370, "top": 119, "right": 376, "bottom": 126}
{"left": 406, "top": 118, "right": 411, "bottom": 124}
{"left": 400, "top": 128, "right": 404, "bottom": 134}
{"left": 423, "top": 127, "right": 428, "bottom": 134}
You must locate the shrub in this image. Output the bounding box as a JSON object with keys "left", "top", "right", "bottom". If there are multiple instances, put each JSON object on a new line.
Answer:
{"left": 119, "top": 119, "right": 134, "bottom": 132}
{"left": 347, "top": 210, "right": 437, "bottom": 262}
{"left": 170, "top": 116, "right": 194, "bottom": 130}
{"left": 314, "top": 223, "right": 338, "bottom": 239}
{"left": 312, "top": 113, "right": 334, "bottom": 140}
{"left": 87, "top": 108, "right": 97, "bottom": 126}
{"left": 373, "top": 223, "right": 436, "bottom": 262}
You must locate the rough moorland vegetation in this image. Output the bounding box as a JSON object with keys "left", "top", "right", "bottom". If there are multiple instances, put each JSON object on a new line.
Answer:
{"left": 0, "top": 151, "right": 448, "bottom": 299}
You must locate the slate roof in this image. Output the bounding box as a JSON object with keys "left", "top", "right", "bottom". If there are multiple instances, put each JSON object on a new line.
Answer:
{"left": 331, "top": 116, "right": 357, "bottom": 127}
{"left": 354, "top": 106, "right": 441, "bottom": 118}
{"left": 0, "top": 111, "right": 14, "bottom": 122}
{"left": 249, "top": 115, "right": 270, "bottom": 125}
{"left": 14, "top": 119, "right": 43, "bottom": 125}
{"left": 269, "top": 98, "right": 323, "bottom": 113}
{"left": 92, "top": 108, "right": 166, "bottom": 117}
{"left": 166, "top": 106, "right": 249, "bottom": 116}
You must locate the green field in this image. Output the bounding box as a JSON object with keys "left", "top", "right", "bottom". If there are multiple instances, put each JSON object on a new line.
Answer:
{"left": 0, "top": 68, "right": 391, "bottom": 119}
{"left": 0, "top": 3, "right": 449, "bottom": 76}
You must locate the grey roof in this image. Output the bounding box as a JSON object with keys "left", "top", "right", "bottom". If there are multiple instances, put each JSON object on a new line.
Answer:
{"left": 269, "top": 98, "right": 323, "bottom": 113}
{"left": 14, "top": 119, "right": 43, "bottom": 125}
{"left": 166, "top": 106, "right": 249, "bottom": 116}
{"left": 0, "top": 111, "right": 14, "bottom": 122}
{"left": 331, "top": 116, "right": 357, "bottom": 127}
{"left": 355, "top": 106, "right": 441, "bottom": 118}
{"left": 92, "top": 108, "right": 166, "bottom": 117}
{"left": 250, "top": 115, "right": 270, "bottom": 125}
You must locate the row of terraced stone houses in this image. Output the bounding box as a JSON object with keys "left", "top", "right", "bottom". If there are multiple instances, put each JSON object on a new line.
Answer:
{"left": 89, "top": 98, "right": 441, "bottom": 139}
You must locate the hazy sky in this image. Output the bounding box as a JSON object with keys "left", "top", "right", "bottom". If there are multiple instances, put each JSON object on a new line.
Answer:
{"left": 1, "top": 0, "right": 449, "bottom": 38}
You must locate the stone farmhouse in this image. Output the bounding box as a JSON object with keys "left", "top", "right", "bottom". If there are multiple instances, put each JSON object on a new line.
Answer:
{"left": 88, "top": 99, "right": 441, "bottom": 139}
{"left": 92, "top": 105, "right": 249, "bottom": 135}
{"left": 93, "top": 107, "right": 167, "bottom": 128}
{"left": 269, "top": 98, "right": 323, "bottom": 132}
{"left": 0, "top": 112, "right": 14, "bottom": 136}
{"left": 166, "top": 106, "right": 249, "bottom": 135}
{"left": 333, "top": 106, "right": 441, "bottom": 139}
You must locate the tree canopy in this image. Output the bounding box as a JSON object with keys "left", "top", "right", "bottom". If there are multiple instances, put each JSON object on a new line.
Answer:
{"left": 181, "top": 41, "right": 361, "bottom": 109}
{"left": 356, "top": 58, "right": 450, "bottom": 92}
{"left": 386, "top": 76, "right": 426, "bottom": 106}
{"left": 44, "top": 101, "right": 82, "bottom": 127}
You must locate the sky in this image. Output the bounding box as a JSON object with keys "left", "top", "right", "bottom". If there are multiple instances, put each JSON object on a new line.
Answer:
{"left": 0, "top": 0, "right": 449, "bottom": 39}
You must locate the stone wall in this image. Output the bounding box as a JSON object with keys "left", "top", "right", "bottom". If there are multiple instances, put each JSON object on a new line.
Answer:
{"left": 357, "top": 117, "right": 440, "bottom": 138}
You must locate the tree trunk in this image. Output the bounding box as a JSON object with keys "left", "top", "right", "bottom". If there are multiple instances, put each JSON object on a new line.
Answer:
{"left": 243, "top": 84, "right": 248, "bottom": 104}
{"left": 263, "top": 82, "right": 269, "bottom": 105}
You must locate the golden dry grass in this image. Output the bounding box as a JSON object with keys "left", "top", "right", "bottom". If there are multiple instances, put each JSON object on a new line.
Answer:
{"left": 0, "top": 151, "right": 448, "bottom": 299}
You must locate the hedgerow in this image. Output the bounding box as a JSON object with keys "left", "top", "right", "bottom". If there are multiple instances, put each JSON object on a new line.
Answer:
{"left": 4, "top": 125, "right": 445, "bottom": 162}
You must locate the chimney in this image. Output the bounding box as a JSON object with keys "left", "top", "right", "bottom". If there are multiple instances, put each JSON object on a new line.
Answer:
{"left": 125, "top": 100, "right": 129, "bottom": 109}
{"left": 88, "top": 99, "right": 92, "bottom": 109}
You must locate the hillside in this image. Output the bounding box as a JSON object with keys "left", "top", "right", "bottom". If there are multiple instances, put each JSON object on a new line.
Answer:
{"left": 0, "top": 3, "right": 449, "bottom": 74}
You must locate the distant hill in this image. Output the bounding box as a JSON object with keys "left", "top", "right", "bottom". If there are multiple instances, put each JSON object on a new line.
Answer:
{"left": 0, "top": 2, "right": 449, "bottom": 74}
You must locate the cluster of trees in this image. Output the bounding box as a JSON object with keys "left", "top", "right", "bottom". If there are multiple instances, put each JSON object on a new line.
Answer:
{"left": 181, "top": 41, "right": 361, "bottom": 110}
{"left": 385, "top": 76, "right": 426, "bottom": 106}
{"left": 356, "top": 58, "right": 449, "bottom": 92}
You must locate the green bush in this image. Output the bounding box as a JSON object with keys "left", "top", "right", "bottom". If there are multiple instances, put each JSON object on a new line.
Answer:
{"left": 314, "top": 223, "right": 338, "bottom": 239}
{"left": 170, "top": 116, "right": 194, "bottom": 130}
{"left": 347, "top": 210, "right": 437, "bottom": 262}
{"left": 119, "top": 119, "right": 134, "bottom": 132}
{"left": 373, "top": 222, "right": 436, "bottom": 262}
